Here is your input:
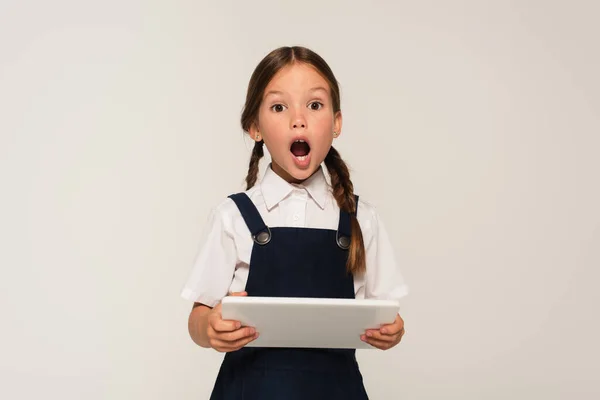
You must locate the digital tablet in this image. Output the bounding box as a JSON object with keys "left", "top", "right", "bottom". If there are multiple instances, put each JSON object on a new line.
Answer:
{"left": 220, "top": 296, "right": 400, "bottom": 349}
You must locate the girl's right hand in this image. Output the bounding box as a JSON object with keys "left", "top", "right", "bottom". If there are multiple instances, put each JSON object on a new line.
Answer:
{"left": 206, "top": 291, "right": 259, "bottom": 352}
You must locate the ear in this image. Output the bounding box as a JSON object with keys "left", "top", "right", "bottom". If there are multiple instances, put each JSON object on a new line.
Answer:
{"left": 333, "top": 110, "right": 343, "bottom": 138}
{"left": 248, "top": 122, "right": 261, "bottom": 142}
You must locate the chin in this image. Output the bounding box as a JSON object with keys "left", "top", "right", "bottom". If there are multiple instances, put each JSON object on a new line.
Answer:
{"left": 287, "top": 169, "right": 313, "bottom": 181}
{"left": 283, "top": 164, "right": 319, "bottom": 183}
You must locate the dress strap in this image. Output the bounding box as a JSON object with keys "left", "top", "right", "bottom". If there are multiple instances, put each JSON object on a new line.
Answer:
{"left": 336, "top": 194, "right": 359, "bottom": 249}
{"left": 228, "top": 193, "right": 271, "bottom": 245}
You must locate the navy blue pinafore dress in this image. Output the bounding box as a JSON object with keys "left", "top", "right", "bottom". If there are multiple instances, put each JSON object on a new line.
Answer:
{"left": 209, "top": 193, "right": 369, "bottom": 400}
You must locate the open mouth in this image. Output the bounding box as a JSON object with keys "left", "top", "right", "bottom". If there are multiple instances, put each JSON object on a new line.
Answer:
{"left": 290, "top": 139, "right": 311, "bottom": 161}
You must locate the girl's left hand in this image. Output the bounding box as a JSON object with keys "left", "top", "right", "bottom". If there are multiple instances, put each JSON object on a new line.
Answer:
{"left": 361, "top": 314, "right": 405, "bottom": 350}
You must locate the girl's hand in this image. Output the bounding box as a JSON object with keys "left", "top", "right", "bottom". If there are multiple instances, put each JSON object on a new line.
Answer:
{"left": 361, "top": 314, "right": 405, "bottom": 350}
{"left": 206, "top": 291, "right": 259, "bottom": 352}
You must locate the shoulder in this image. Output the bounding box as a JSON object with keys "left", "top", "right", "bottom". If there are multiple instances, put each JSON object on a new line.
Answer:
{"left": 355, "top": 196, "right": 383, "bottom": 242}
{"left": 208, "top": 185, "right": 263, "bottom": 225}
{"left": 356, "top": 196, "right": 380, "bottom": 225}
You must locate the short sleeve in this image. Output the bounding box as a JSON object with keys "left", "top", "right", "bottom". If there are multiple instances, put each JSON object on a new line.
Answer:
{"left": 364, "top": 208, "right": 409, "bottom": 301}
{"left": 180, "top": 203, "right": 237, "bottom": 307}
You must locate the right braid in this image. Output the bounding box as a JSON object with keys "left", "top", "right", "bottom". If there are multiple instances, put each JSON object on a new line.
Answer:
{"left": 325, "top": 146, "right": 366, "bottom": 276}
{"left": 245, "top": 141, "right": 264, "bottom": 190}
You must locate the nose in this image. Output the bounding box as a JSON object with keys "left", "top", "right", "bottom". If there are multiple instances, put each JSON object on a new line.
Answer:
{"left": 290, "top": 109, "right": 307, "bottom": 130}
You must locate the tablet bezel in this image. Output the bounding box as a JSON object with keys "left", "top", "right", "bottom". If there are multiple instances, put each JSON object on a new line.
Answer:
{"left": 221, "top": 296, "right": 400, "bottom": 349}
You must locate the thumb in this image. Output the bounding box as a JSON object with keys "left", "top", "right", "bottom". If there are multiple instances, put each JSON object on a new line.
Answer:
{"left": 213, "top": 291, "right": 246, "bottom": 312}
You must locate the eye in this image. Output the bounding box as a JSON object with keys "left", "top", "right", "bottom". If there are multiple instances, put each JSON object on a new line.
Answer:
{"left": 270, "top": 104, "right": 286, "bottom": 112}
{"left": 308, "top": 101, "right": 323, "bottom": 111}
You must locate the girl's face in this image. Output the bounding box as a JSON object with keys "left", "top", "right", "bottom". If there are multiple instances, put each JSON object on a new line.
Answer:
{"left": 250, "top": 62, "right": 342, "bottom": 184}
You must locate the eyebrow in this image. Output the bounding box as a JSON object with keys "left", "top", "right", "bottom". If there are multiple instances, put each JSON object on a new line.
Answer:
{"left": 309, "top": 86, "right": 329, "bottom": 94}
{"left": 264, "top": 90, "right": 284, "bottom": 98}
{"left": 264, "top": 86, "right": 329, "bottom": 98}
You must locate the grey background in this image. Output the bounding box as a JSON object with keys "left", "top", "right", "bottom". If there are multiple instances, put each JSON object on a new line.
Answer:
{"left": 1, "top": 1, "right": 598, "bottom": 399}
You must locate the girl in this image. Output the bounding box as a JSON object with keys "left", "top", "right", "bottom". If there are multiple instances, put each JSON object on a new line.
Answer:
{"left": 182, "top": 46, "right": 409, "bottom": 399}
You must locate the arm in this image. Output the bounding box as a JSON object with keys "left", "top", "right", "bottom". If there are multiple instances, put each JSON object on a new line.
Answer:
{"left": 182, "top": 202, "right": 256, "bottom": 350}
{"left": 187, "top": 292, "right": 259, "bottom": 352}
{"left": 180, "top": 204, "right": 237, "bottom": 309}
{"left": 360, "top": 204, "right": 409, "bottom": 350}
{"left": 188, "top": 303, "right": 213, "bottom": 348}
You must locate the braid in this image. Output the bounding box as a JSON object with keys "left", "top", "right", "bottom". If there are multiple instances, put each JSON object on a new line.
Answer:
{"left": 325, "top": 146, "right": 366, "bottom": 275}
{"left": 245, "top": 141, "right": 264, "bottom": 190}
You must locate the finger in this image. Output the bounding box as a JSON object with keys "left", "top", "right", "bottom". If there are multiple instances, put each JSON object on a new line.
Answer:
{"left": 213, "top": 291, "right": 247, "bottom": 311}
{"left": 211, "top": 317, "right": 242, "bottom": 333}
{"left": 209, "top": 292, "right": 248, "bottom": 333}
{"left": 380, "top": 315, "right": 404, "bottom": 335}
{"left": 364, "top": 329, "right": 396, "bottom": 342}
{"left": 362, "top": 326, "right": 406, "bottom": 346}
{"left": 228, "top": 331, "right": 259, "bottom": 349}
{"left": 211, "top": 332, "right": 260, "bottom": 352}
{"left": 360, "top": 335, "right": 394, "bottom": 350}
{"left": 208, "top": 309, "right": 240, "bottom": 333}
{"left": 216, "top": 326, "right": 256, "bottom": 343}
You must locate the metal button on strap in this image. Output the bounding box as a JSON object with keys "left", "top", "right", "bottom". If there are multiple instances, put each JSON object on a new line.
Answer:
{"left": 337, "top": 234, "right": 350, "bottom": 249}
{"left": 253, "top": 228, "right": 272, "bottom": 245}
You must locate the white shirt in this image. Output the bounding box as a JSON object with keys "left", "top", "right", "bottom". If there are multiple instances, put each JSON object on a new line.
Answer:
{"left": 181, "top": 165, "right": 409, "bottom": 308}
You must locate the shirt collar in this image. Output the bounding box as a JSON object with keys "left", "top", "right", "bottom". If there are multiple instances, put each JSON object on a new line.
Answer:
{"left": 260, "top": 164, "right": 329, "bottom": 211}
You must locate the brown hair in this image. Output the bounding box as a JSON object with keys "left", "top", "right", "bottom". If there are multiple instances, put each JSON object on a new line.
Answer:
{"left": 241, "top": 46, "right": 365, "bottom": 276}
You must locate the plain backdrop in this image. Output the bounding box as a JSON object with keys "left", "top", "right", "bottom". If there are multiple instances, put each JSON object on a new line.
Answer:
{"left": 1, "top": 1, "right": 599, "bottom": 399}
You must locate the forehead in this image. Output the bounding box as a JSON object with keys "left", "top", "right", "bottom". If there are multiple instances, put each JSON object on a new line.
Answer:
{"left": 264, "top": 62, "right": 330, "bottom": 95}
